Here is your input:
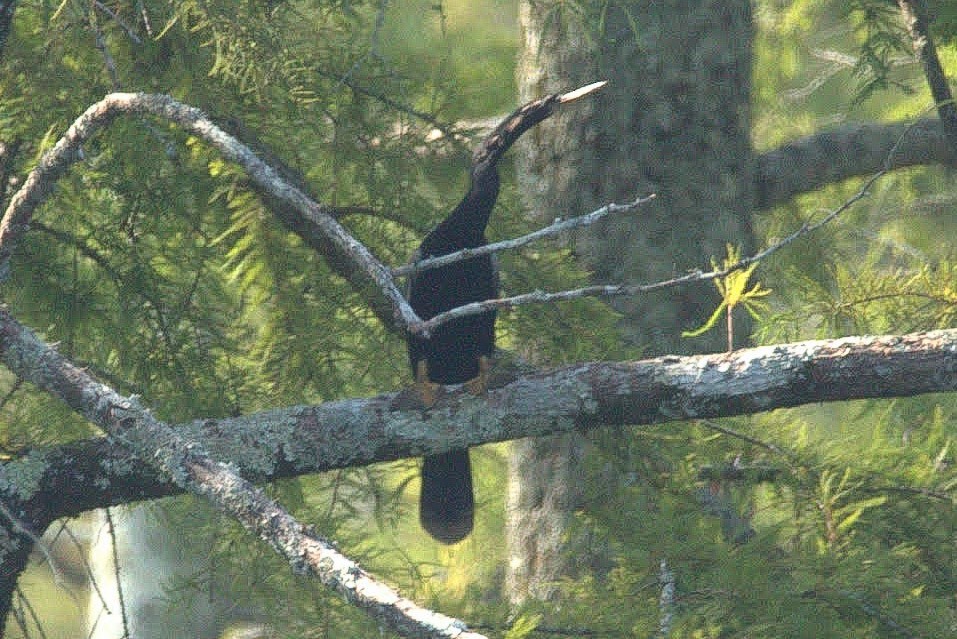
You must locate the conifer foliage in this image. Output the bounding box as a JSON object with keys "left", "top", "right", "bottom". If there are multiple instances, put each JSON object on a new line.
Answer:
{"left": 1, "top": 1, "right": 957, "bottom": 638}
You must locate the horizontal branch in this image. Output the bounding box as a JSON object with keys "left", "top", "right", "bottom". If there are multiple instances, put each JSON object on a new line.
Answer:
{"left": 417, "top": 181, "right": 870, "bottom": 334}
{"left": 0, "top": 306, "right": 483, "bottom": 639}
{"left": 414, "top": 153, "right": 887, "bottom": 335}
{"left": 6, "top": 328, "right": 957, "bottom": 532}
{"left": 391, "top": 195, "right": 655, "bottom": 279}
{"left": 756, "top": 118, "right": 953, "bottom": 209}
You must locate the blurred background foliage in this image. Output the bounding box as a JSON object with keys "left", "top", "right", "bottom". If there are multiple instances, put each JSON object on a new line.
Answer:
{"left": 2, "top": 0, "right": 957, "bottom": 637}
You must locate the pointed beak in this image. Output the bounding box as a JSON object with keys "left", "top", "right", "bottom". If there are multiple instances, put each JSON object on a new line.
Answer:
{"left": 558, "top": 80, "right": 609, "bottom": 104}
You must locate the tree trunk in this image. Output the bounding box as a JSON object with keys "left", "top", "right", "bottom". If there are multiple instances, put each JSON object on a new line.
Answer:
{"left": 507, "top": 0, "right": 755, "bottom": 605}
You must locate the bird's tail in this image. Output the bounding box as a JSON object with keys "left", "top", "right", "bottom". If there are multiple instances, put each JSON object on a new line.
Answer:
{"left": 420, "top": 449, "right": 474, "bottom": 544}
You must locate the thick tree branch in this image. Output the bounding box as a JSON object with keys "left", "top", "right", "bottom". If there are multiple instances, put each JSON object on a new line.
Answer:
{"left": 5, "top": 328, "right": 957, "bottom": 533}
{"left": 0, "top": 308, "right": 484, "bottom": 638}
{"left": 0, "top": 92, "right": 420, "bottom": 329}
{"left": 756, "top": 118, "right": 953, "bottom": 209}
{"left": 4, "top": 322, "right": 957, "bottom": 624}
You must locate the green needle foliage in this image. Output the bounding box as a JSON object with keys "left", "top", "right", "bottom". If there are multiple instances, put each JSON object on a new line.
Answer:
{"left": 3, "top": 1, "right": 957, "bottom": 638}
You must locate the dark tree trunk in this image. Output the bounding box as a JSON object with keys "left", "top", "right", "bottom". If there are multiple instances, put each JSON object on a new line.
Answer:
{"left": 0, "top": 1, "right": 15, "bottom": 57}
{"left": 508, "top": 0, "right": 755, "bottom": 605}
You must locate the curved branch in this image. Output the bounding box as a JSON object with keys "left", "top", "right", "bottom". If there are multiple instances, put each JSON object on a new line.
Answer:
{"left": 756, "top": 118, "right": 953, "bottom": 209}
{"left": 6, "top": 327, "right": 957, "bottom": 530}
{"left": 0, "top": 92, "right": 420, "bottom": 329}
{"left": 0, "top": 303, "right": 483, "bottom": 639}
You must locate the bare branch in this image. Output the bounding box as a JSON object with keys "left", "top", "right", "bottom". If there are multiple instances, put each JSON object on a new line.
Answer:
{"left": 0, "top": 500, "right": 65, "bottom": 589}
{"left": 91, "top": 12, "right": 123, "bottom": 90}
{"left": 392, "top": 195, "right": 655, "bottom": 279}
{"left": 415, "top": 121, "right": 921, "bottom": 336}
{"left": 92, "top": 1, "right": 142, "bottom": 44}
{"left": 0, "top": 304, "right": 482, "bottom": 638}
{"left": 414, "top": 182, "right": 856, "bottom": 335}
{"left": 0, "top": 92, "right": 420, "bottom": 330}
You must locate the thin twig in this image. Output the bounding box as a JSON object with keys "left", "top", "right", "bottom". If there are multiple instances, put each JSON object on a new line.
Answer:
{"left": 105, "top": 508, "right": 131, "bottom": 639}
{"left": 0, "top": 499, "right": 65, "bottom": 589}
{"left": 135, "top": 1, "right": 153, "bottom": 38}
{"left": 13, "top": 584, "right": 49, "bottom": 639}
{"left": 320, "top": 68, "right": 461, "bottom": 141}
{"left": 698, "top": 419, "right": 797, "bottom": 462}
{"left": 412, "top": 116, "right": 928, "bottom": 336}
{"left": 90, "top": 9, "right": 122, "bottom": 91}
{"left": 54, "top": 520, "right": 111, "bottom": 614}
{"left": 0, "top": 377, "right": 21, "bottom": 411}
{"left": 393, "top": 195, "right": 655, "bottom": 278}
{"left": 865, "top": 484, "right": 953, "bottom": 502}
{"left": 92, "top": 0, "right": 142, "bottom": 44}
{"left": 334, "top": 0, "right": 389, "bottom": 92}
{"left": 657, "top": 559, "right": 675, "bottom": 638}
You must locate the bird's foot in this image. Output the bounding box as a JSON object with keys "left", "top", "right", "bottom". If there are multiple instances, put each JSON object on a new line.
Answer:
{"left": 417, "top": 380, "right": 443, "bottom": 408}
{"left": 415, "top": 360, "right": 443, "bottom": 408}
{"left": 463, "top": 355, "right": 492, "bottom": 396}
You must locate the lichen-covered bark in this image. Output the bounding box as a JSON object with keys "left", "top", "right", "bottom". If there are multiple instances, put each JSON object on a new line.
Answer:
{"left": 5, "top": 327, "right": 957, "bottom": 616}
{"left": 510, "top": 0, "right": 755, "bottom": 605}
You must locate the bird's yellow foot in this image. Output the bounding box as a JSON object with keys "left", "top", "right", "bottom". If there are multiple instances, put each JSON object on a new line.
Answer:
{"left": 463, "top": 355, "right": 492, "bottom": 396}
{"left": 415, "top": 360, "right": 443, "bottom": 408}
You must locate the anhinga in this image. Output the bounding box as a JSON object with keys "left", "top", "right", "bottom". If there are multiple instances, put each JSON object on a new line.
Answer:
{"left": 407, "top": 81, "right": 606, "bottom": 544}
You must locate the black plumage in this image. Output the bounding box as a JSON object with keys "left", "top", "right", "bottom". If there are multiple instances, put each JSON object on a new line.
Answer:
{"left": 407, "top": 167, "right": 498, "bottom": 544}
{"left": 407, "top": 81, "right": 606, "bottom": 544}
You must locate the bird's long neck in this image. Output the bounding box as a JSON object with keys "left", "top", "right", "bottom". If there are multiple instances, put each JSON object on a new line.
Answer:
{"left": 428, "top": 167, "right": 500, "bottom": 251}
{"left": 421, "top": 88, "right": 589, "bottom": 255}
{"left": 420, "top": 82, "right": 606, "bottom": 257}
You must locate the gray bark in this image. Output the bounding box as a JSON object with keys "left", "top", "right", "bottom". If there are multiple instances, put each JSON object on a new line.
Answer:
{"left": 6, "top": 324, "right": 957, "bottom": 619}
{"left": 508, "top": 0, "right": 756, "bottom": 605}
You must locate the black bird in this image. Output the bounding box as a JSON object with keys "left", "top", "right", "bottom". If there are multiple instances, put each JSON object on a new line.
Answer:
{"left": 407, "top": 81, "right": 607, "bottom": 544}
